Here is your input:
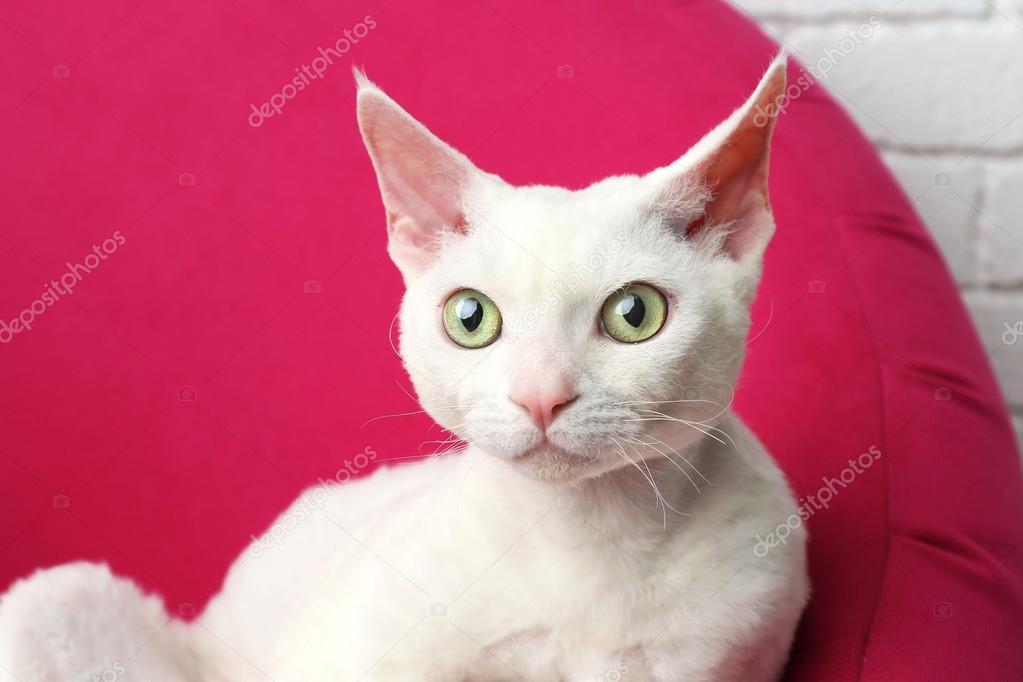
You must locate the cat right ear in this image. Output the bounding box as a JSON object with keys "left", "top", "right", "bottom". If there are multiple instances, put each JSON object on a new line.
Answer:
{"left": 355, "top": 70, "right": 490, "bottom": 281}
{"left": 647, "top": 56, "right": 787, "bottom": 273}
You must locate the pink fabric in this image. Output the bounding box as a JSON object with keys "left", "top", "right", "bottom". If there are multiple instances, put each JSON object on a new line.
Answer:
{"left": 2, "top": 0, "right": 1021, "bottom": 678}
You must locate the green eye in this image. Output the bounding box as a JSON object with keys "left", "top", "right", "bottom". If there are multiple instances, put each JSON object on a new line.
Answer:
{"left": 443, "top": 289, "right": 502, "bottom": 349}
{"left": 601, "top": 283, "right": 668, "bottom": 343}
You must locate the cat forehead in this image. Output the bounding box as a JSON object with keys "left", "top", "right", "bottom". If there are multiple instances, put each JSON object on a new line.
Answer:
{"left": 462, "top": 176, "right": 657, "bottom": 257}
{"left": 429, "top": 183, "right": 690, "bottom": 303}
{"left": 477, "top": 177, "right": 641, "bottom": 220}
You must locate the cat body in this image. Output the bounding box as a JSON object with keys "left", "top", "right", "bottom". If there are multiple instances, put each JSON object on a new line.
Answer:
{"left": 0, "top": 57, "right": 808, "bottom": 682}
{"left": 200, "top": 415, "right": 805, "bottom": 681}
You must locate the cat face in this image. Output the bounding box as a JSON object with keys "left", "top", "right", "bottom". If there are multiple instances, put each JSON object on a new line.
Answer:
{"left": 356, "top": 59, "right": 786, "bottom": 484}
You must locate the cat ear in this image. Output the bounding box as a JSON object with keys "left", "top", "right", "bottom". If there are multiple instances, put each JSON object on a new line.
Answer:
{"left": 355, "top": 70, "right": 491, "bottom": 280}
{"left": 652, "top": 55, "right": 787, "bottom": 266}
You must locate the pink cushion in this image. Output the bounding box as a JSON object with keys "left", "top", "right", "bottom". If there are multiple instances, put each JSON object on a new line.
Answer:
{"left": 2, "top": 0, "right": 1021, "bottom": 678}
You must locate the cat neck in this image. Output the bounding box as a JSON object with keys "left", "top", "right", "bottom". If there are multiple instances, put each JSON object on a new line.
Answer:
{"left": 571, "top": 423, "right": 726, "bottom": 539}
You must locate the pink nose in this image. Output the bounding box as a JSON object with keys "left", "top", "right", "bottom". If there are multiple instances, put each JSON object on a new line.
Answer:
{"left": 510, "top": 390, "right": 578, "bottom": 430}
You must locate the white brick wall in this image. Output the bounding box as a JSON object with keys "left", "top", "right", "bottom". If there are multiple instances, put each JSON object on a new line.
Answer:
{"left": 984, "top": 165, "right": 1023, "bottom": 285}
{"left": 731, "top": 0, "right": 1023, "bottom": 455}
{"left": 736, "top": 0, "right": 988, "bottom": 20}
{"left": 966, "top": 293, "right": 1023, "bottom": 407}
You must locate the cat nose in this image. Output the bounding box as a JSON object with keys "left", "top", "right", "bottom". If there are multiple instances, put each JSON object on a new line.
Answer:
{"left": 510, "top": 390, "right": 578, "bottom": 431}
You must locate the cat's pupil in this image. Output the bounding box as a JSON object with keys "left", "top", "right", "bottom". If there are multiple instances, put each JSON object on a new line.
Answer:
{"left": 457, "top": 297, "right": 484, "bottom": 332}
{"left": 617, "top": 294, "right": 645, "bottom": 328}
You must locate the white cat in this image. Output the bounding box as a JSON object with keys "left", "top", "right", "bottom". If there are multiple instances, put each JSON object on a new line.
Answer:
{"left": 0, "top": 56, "right": 807, "bottom": 682}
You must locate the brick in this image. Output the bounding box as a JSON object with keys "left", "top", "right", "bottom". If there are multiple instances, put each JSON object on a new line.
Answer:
{"left": 731, "top": 0, "right": 987, "bottom": 19}
{"left": 981, "top": 164, "right": 1023, "bottom": 285}
{"left": 782, "top": 24, "right": 1023, "bottom": 152}
{"left": 964, "top": 294, "right": 1023, "bottom": 409}
{"left": 882, "top": 152, "right": 981, "bottom": 284}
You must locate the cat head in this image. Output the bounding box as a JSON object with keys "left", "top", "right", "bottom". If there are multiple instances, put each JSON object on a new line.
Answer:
{"left": 356, "top": 58, "right": 786, "bottom": 485}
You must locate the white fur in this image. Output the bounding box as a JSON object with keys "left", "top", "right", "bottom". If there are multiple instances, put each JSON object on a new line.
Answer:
{"left": 0, "top": 57, "right": 807, "bottom": 681}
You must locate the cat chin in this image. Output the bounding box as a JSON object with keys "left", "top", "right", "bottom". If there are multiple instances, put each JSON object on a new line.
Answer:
{"left": 500, "top": 442, "right": 608, "bottom": 485}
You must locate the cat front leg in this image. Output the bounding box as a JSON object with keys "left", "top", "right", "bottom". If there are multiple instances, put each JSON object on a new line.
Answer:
{"left": 635, "top": 600, "right": 805, "bottom": 682}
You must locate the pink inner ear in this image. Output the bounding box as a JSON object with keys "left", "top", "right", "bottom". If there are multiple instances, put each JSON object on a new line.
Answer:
{"left": 673, "top": 57, "right": 785, "bottom": 260}
{"left": 372, "top": 128, "right": 469, "bottom": 234}
{"left": 701, "top": 140, "right": 771, "bottom": 255}
{"left": 358, "top": 89, "right": 479, "bottom": 278}
{"left": 684, "top": 152, "right": 770, "bottom": 255}
{"left": 684, "top": 94, "right": 777, "bottom": 258}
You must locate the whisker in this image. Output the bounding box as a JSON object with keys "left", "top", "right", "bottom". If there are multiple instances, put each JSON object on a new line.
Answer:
{"left": 362, "top": 409, "right": 430, "bottom": 428}
{"left": 644, "top": 432, "right": 714, "bottom": 486}
{"left": 424, "top": 438, "right": 468, "bottom": 460}
{"left": 382, "top": 453, "right": 437, "bottom": 462}
{"left": 611, "top": 437, "right": 688, "bottom": 525}
{"left": 625, "top": 416, "right": 729, "bottom": 447}
{"left": 615, "top": 383, "right": 737, "bottom": 425}
{"left": 746, "top": 296, "right": 774, "bottom": 346}
{"left": 637, "top": 413, "right": 742, "bottom": 461}
{"left": 688, "top": 420, "right": 742, "bottom": 457}
{"left": 678, "top": 419, "right": 728, "bottom": 446}
{"left": 615, "top": 399, "right": 723, "bottom": 407}
{"left": 632, "top": 407, "right": 727, "bottom": 429}
{"left": 617, "top": 433, "right": 708, "bottom": 493}
{"left": 624, "top": 416, "right": 720, "bottom": 435}
{"left": 394, "top": 380, "right": 419, "bottom": 404}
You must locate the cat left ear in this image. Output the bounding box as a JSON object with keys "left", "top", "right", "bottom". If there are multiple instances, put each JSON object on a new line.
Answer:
{"left": 355, "top": 70, "right": 492, "bottom": 281}
{"left": 654, "top": 55, "right": 787, "bottom": 266}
